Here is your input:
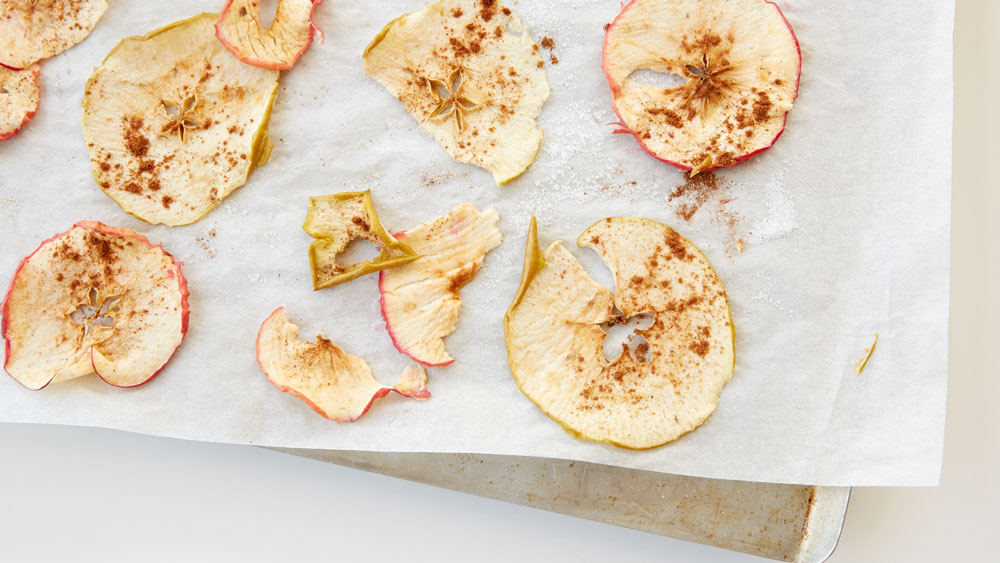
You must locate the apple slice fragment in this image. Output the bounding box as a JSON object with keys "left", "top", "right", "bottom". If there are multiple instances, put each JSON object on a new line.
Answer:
{"left": 215, "top": 0, "right": 323, "bottom": 70}
{"left": 0, "top": 0, "right": 107, "bottom": 69}
{"left": 379, "top": 204, "right": 502, "bottom": 366}
{"left": 602, "top": 0, "right": 801, "bottom": 170}
{"left": 0, "top": 63, "right": 40, "bottom": 141}
{"left": 2, "top": 221, "right": 189, "bottom": 390}
{"left": 82, "top": 13, "right": 280, "bottom": 226}
{"left": 363, "top": 0, "right": 550, "bottom": 184}
{"left": 304, "top": 190, "right": 419, "bottom": 290}
{"left": 256, "top": 307, "right": 430, "bottom": 422}
{"left": 504, "top": 217, "right": 734, "bottom": 449}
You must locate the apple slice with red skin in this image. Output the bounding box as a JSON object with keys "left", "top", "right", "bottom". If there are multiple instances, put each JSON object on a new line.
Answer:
{"left": 379, "top": 204, "right": 502, "bottom": 366}
{"left": 256, "top": 307, "right": 430, "bottom": 422}
{"left": 0, "top": 63, "right": 40, "bottom": 141}
{"left": 2, "top": 221, "right": 189, "bottom": 390}
{"left": 0, "top": 0, "right": 107, "bottom": 70}
{"left": 215, "top": 0, "right": 324, "bottom": 70}
{"left": 602, "top": 0, "right": 801, "bottom": 171}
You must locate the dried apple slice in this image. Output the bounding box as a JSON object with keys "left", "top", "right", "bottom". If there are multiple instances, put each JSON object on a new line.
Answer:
{"left": 256, "top": 307, "right": 430, "bottom": 422}
{"left": 602, "top": 0, "right": 801, "bottom": 170}
{"left": 215, "top": 0, "right": 323, "bottom": 70}
{"left": 82, "top": 13, "right": 280, "bottom": 226}
{"left": 379, "top": 204, "right": 502, "bottom": 366}
{"left": 504, "top": 217, "right": 734, "bottom": 449}
{"left": 2, "top": 221, "right": 189, "bottom": 390}
{"left": 0, "top": 63, "right": 40, "bottom": 141}
{"left": 304, "top": 190, "right": 419, "bottom": 290}
{"left": 363, "top": 0, "right": 550, "bottom": 185}
{"left": 0, "top": 0, "right": 107, "bottom": 69}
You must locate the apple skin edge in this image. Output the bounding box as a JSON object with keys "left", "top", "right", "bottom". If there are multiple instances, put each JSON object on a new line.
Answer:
{"left": 600, "top": 0, "right": 802, "bottom": 172}
{"left": 214, "top": 0, "right": 324, "bottom": 71}
{"left": 0, "top": 64, "right": 41, "bottom": 142}
{"left": 376, "top": 229, "right": 455, "bottom": 368}
{"left": 1, "top": 221, "right": 190, "bottom": 390}
{"left": 256, "top": 307, "right": 430, "bottom": 423}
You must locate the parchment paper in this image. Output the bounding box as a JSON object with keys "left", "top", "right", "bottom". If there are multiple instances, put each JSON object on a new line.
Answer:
{"left": 0, "top": 0, "right": 953, "bottom": 486}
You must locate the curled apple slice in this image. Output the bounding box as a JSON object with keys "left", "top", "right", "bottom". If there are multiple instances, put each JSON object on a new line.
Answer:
{"left": 379, "top": 204, "right": 502, "bottom": 366}
{"left": 304, "top": 190, "right": 419, "bottom": 290}
{"left": 363, "top": 0, "right": 550, "bottom": 184}
{"left": 215, "top": 0, "right": 323, "bottom": 70}
{"left": 0, "top": 63, "right": 40, "bottom": 141}
{"left": 82, "top": 13, "right": 279, "bottom": 226}
{"left": 256, "top": 308, "right": 430, "bottom": 422}
{"left": 602, "top": 0, "right": 801, "bottom": 170}
{"left": 2, "top": 222, "right": 189, "bottom": 390}
{"left": 504, "top": 217, "right": 734, "bottom": 449}
{"left": 0, "top": 0, "right": 107, "bottom": 69}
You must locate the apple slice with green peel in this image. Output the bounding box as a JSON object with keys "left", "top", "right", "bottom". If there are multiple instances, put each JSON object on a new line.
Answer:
{"left": 363, "top": 0, "right": 550, "bottom": 185}
{"left": 0, "top": 0, "right": 107, "bottom": 69}
{"left": 504, "top": 217, "right": 734, "bottom": 449}
{"left": 379, "top": 204, "right": 502, "bottom": 366}
{"left": 304, "top": 190, "right": 419, "bottom": 290}
{"left": 215, "top": 0, "right": 324, "bottom": 70}
{"left": 602, "top": 0, "right": 801, "bottom": 171}
{"left": 2, "top": 221, "right": 189, "bottom": 390}
{"left": 256, "top": 307, "right": 430, "bottom": 422}
{"left": 0, "top": 63, "right": 40, "bottom": 141}
{"left": 82, "top": 13, "right": 279, "bottom": 227}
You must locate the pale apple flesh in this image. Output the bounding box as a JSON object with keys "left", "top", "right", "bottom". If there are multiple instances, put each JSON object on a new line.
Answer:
{"left": 82, "top": 13, "right": 279, "bottom": 227}
{"left": 0, "top": 0, "right": 108, "bottom": 69}
{"left": 379, "top": 204, "right": 502, "bottom": 366}
{"left": 215, "top": 0, "right": 323, "bottom": 71}
{"left": 304, "top": 191, "right": 419, "bottom": 290}
{"left": 504, "top": 217, "right": 734, "bottom": 449}
{"left": 0, "top": 63, "right": 40, "bottom": 141}
{"left": 256, "top": 308, "right": 430, "bottom": 422}
{"left": 2, "top": 222, "right": 190, "bottom": 390}
{"left": 363, "top": 0, "right": 550, "bottom": 185}
{"left": 602, "top": 0, "right": 801, "bottom": 170}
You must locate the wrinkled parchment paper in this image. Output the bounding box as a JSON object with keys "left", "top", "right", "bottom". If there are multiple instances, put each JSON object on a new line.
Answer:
{"left": 0, "top": 0, "right": 952, "bottom": 486}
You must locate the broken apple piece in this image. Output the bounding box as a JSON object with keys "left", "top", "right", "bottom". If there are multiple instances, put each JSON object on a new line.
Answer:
{"left": 304, "top": 190, "right": 419, "bottom": 290}
{"left": 504, "top": 217, "right": 734, "bottom": 449}
{"left": 0, "top": 63, "right": 40, "bottom": 141}
{"left": 1, "top": 221, "right": 189, "bottom": 390}
{"left": 0, "top": 0, "right": 107, "bottom": 69}
{"left": 363, "top": 0, "right": 550, "bottom": 185}
{"left": 215, "top": 0, "right": 323, "bottom": 70}
{"left": 256, "top": 307, "right": 430, "bottom": 422}
{"left": 602, "top": 0, "right": 801, "bottom": 170}
{"left": 82, "top": 13, "right": 279, "bottom": 226}
{"left": 379, "top": 204, "right": 502, "bottom": 366}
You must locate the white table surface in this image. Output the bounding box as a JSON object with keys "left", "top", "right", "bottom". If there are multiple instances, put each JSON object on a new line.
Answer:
{"left": 1, "top": 1, "right": 995, "bottom": 561}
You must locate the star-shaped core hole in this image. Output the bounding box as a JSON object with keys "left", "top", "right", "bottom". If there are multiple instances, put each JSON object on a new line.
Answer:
{"left": 428, "top": 69, "right": 481, "bottom": 132}
{"left": 601, "top": 312, "right": 654, "bottom": 364}
{"left": 70, "top": 287, "right": 122, "bottom": 337}
{"left": 161, "top": 95, "right": 208, "bottom": 142}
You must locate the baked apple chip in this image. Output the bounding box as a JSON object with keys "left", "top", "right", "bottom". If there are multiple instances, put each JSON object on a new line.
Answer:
{"left": 363, "top": 0, "right": 550, "bottom": 184}
{"left": 215, "top": 0, "right": 323, "bottom": 70}
{"left": 0, "top": 0, "right": 107, "bottom": 69}
{"left": 379, "top": 204, "right": 502, "bottom": 366}
{"left": 304, "top": 190, "right": 419, "bottom": 290}
{"left": 256, "top": 307, "right": 430, "bottom": 422}
{"left": 0, "top": 63, "right": 40, "bottom": 141}
{"left": 504, "top": 217, "right": 734, "bottom": 449}
{"left": 2, "top": 222, "right": 189, "bottom": 390}
{"left": 82, "top": 13, "right": 279, "bottom": 226}
{"left": 602, "top": 0, "right": 800, "bottom": 170}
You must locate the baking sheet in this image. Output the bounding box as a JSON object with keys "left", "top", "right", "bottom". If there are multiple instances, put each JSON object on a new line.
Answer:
{"left": 0, "top": 0, "right": 952, "bottom": 486}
